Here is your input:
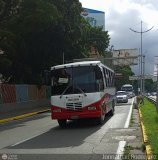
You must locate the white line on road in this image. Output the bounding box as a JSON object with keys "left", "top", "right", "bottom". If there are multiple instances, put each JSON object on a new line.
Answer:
{"left": 124, "top": 98, "right": 134, "bottom": 128}
{"left": 115, "top": 98, "right": 134, "bottom": 158}
{"left": 115, "top": 141, "right": 126, "bottom": 159}
{"left": 11, "top": 130, "right": 49, "bottom": 147}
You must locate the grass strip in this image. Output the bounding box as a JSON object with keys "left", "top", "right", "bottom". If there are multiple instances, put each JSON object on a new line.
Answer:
{"left": 139, "top": 98, "right": 158, "bottom": 154}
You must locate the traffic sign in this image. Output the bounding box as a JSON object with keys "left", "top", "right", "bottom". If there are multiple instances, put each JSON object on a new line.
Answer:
{"left": 115, "top": 73, "right": 123, "bottom": 78}
{"left": 129, "top": 75, "right": 153, "bottom": 80}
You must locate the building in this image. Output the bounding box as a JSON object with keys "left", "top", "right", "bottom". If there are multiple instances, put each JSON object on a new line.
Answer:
{"left": 81, "top": 8, "right": 105, "bottom": 58}
{"left": 81, "top": 8, "right": 105, "bottom": 31}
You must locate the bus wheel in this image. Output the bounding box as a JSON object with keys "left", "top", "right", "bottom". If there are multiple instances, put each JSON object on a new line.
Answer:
{"left": 109, "top": 101, "right": 115, "bottom": 116}
{"left": 58, "top": 119, "right": 67, "bottom": 128}
{"left": 97, "top": 113, "right": 105, "bottom": 125}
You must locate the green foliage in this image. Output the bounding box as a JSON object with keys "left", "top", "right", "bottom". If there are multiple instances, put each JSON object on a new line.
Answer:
{"left": 0, "top": 0, "right": 21, "bottom": 25}
{"left": 0, "top": 0, "right": 110, "bottom": 84}
{"left": 145, "top": 79, "right": 155, "bottom": 92}
{"left": 140, "top": 98, "right": 158, "bottom": 154}
{"left": 114, "top": 66, "right": 134, "bottom": 90}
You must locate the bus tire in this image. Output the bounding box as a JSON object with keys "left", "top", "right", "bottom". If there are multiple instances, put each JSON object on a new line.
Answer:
{"left": 97, "top": 113, "right": 105, "bottom": 125}
{"left": 109, "top": 101, "right": 115, "bottom": 116}
{"left": 58, "top": 119, "right": 67, "bottom": 128}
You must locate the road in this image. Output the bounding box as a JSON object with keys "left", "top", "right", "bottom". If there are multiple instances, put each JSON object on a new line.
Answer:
{"left": 0, "top": 98, "right": 134, "bottom": 160}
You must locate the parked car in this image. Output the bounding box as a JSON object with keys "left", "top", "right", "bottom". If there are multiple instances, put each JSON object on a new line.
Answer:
{"left": 116, "top": 91, "right": 128, "bottom": 103}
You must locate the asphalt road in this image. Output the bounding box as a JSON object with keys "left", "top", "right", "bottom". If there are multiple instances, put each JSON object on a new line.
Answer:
{"left": 0, "top": 98, "right": 134, "bottom": 160}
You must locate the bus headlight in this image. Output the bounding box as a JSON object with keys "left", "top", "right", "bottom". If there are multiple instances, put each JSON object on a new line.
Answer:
{"left": 88, "top": 106, "right": 96, "bottom": 110}
{"left": 53, "top": 109, "right": 62, "bottom": 112}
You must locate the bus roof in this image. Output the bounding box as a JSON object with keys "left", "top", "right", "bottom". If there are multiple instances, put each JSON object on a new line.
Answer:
{"left": 51, "top": 61, "right": 114, "bottom": 72}
{"left": 122, "top": 84, "right": 133, "bottom": 87}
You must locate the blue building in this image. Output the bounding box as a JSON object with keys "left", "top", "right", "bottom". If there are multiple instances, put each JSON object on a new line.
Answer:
{"left": 81, "top": 8, "right": 105, "bottom": 31}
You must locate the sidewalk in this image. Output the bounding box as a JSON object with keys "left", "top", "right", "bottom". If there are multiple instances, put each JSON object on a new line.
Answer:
{"left": 123, "top": 105, "right": 146, "bottom": 159}
{"left": 0, "top": 105, "right": 50, "bottom": 123}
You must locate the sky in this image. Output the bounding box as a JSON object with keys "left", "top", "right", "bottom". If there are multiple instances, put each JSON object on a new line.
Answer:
{"left": 79, "top": 0, "right": 158, "bottom": 75}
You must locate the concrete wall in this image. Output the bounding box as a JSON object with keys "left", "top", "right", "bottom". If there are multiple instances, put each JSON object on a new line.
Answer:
{"left": 0, "top": 99, "right": 50, "bottom": 118}
{"left": 0, "top": 84, "right": 51, "bottom": 119}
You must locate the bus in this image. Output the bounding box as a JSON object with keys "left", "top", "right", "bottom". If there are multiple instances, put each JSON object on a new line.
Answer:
{"left": 121, "top": 84, "right": 135, "bottom": 98}
{"left": 50, "top": 61, "right": 116, "bottom": 127}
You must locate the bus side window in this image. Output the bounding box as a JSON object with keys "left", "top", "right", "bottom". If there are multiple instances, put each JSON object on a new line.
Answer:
{"left": 113, "top": 73, "right": 115, "bottom": 86}
{"left": 100, "top": 67, "right": 105, "bottom": 90}
{"left": 95, "top": 66, "right": 102, "bottom": 79}
{"left": 109, "top": 72, "right": 112, "bottom": 87}
{"left": 105, "top": 69, "right": 109, "bottom": 87}
{"left": 95, "top": 66, "right": 104, "bottom": 90}
{"left": 103, "top": 68, "right": 107, "bottom": 87}
{"left": 111, "top": 73, "right": 114, "bottom": 86}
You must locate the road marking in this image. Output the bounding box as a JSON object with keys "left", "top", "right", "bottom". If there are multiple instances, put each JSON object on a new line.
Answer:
{"left": 0, "top": 109, "right": 50, "bottom": 124}
{"left": 115, "top": 141, "right": 126, "bottom": 159}
{"left": 115, "top": 99, "right": 134, "bottom": 158}
{"left": 124, "top": 98, "right": 134, "bottom": 128}
{"left": 11, "top": 129, "right": 49, "bottom": 147}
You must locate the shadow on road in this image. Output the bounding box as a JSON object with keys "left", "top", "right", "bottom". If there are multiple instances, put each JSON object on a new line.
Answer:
{"left": 8, "top": 116, "right": 112, "bottom": 149}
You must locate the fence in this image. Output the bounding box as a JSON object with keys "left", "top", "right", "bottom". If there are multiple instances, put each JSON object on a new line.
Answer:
{"left": 0, "top": 84, "right": 51, "bottom": 119}
{"left": 0, "top": 84, "right": 50, "bottom": 104}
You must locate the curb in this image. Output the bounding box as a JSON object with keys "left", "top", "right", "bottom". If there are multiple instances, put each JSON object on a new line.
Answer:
{"left": 0, "top": 109, "right": 50, "bottom": 124}
{"left": 138, "top": 108, "right": 152, "bottom": 160}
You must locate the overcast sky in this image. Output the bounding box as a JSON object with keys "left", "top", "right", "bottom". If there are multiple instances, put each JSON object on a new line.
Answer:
{"left": 79, "top": 0, "right": 158, "bottom": 75}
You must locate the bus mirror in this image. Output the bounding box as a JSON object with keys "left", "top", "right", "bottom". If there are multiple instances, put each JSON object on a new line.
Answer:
{"left": 44, "top": 70, "right": 51, "bottom": 86}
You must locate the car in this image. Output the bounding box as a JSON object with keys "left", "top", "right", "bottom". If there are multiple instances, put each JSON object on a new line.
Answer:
{"left": 121, "top": 84, "right": 135, "bottom": 98}
{"left": 151, "top": 92, "right": 157, "bottom": 96}
{"left": 116, "top": 91, "right": 128, "bottom": 103}
{"left": 128, "top": 91, "right": 135, "bottom": 98}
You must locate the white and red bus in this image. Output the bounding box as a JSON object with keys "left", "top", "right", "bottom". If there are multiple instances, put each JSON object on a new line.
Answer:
{"left": 50, "top": 61, "right": 116, "bottom": 127}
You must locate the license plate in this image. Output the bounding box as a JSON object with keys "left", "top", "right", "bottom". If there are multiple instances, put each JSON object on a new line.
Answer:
{"left": 71, "top": 115, "right": 79, "bottom": 119}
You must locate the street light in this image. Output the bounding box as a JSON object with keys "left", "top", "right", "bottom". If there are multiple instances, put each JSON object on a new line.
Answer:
{"left": 155, "top": 56, "right": 158, "bottom": 112}
{"left": 142, "top": 55, "right": 145, "bottom": 94}
{"left": 129, "top": 21, "right": 154, "bottom": 95}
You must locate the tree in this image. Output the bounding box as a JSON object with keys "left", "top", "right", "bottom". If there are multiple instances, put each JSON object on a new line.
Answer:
{"left": 114, "top": 66, "right": 134, "bottom": 90}
{"left": 0, "top": 0, "right": 111, "bottom": 85}
{"left": 0, "top": 0, "right": 21, "bottom": 82}
{"left": 0, "top": 0, "right": 21, "bottom": 25}
{"left": 145, "top": 79, "right": 154, "bottom": 92}
{"left": 5, "top": 0, "right": 61, "bottom": 84}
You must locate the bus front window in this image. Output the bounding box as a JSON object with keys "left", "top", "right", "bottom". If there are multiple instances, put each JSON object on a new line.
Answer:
{"left": 51, "top": 66, "right": 101, "bottom": 96}
{"left": 51, "top": 69, "right": 71, "bottom": 95}
{"left": 72, "top": 66, "right": 97, "bottom": 93}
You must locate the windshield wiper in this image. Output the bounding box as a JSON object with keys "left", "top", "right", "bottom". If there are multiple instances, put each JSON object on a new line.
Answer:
{"left": 75, "top": 85, "right": 87, "bottom": 97}
{"left": 60, "top": 84, "right": 72, "bottom": 99}
{"left": 60, "top": 84, "right": 87, "bottom": 98}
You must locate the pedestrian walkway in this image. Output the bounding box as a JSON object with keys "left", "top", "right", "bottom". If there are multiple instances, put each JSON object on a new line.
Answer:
{"left": 0, "top": 105, "right": 50, "bottom": 123}
{"left": 123, "top": 106, "right": 146, "bottom": 159}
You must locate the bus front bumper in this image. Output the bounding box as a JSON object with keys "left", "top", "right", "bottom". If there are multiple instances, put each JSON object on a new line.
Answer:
{"left": 51, "top": 106, "right": 102, "bottom": 120}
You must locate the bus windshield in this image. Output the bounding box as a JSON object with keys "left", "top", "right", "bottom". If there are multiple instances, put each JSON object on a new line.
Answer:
{"left": 121, "top": 86, "right": 133, "bottom": 91}
{"left": 51, "top": 66, "right": 102, "bottom": 96}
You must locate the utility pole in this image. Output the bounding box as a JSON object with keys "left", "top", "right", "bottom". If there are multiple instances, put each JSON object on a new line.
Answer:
{"left": 130, "top": 21, "right": 154, "bottom": 95}
{"left": 142, "top": 55, "right": 145, "bottom": 93}
{"left": 63, "top": 52, "right": 65, "bottom": 64}
{"left": 155, "top": 56, "right": 158, "bottom": 112}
